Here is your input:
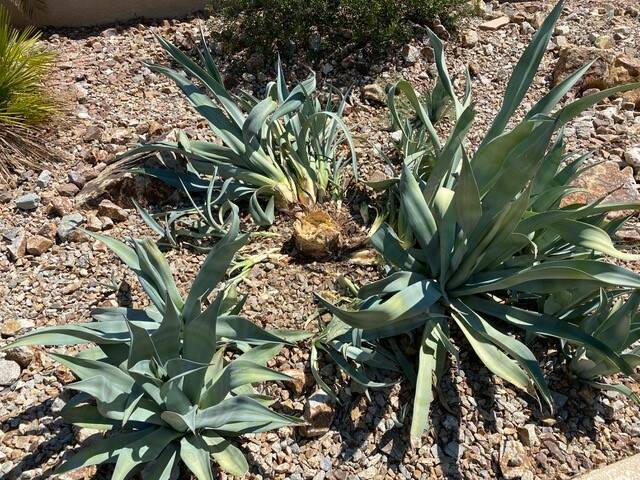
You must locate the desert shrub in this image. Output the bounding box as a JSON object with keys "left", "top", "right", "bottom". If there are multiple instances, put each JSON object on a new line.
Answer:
{"left": 209, "top": 0, "right": 468, "bottom": 53}
{"left": 0, "top": 3, "right": 55, "bottom": 181}
{"left": 0, "top": 4, "right": 54, "bottom": 125}
{"left": 2, "top": 209, "right": 306, "bottom": 478}
{"left": 313, "top": 0, "right": 640, "bottom": 444}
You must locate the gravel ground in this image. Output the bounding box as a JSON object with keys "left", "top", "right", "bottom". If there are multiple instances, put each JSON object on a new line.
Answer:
{"left": 1, "top": 1, "right": 640, "bottom": 479}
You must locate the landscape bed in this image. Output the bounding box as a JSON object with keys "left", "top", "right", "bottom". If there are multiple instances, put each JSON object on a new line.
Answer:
{"left": 0, "top": 0, "right": 640, "bottom": 479}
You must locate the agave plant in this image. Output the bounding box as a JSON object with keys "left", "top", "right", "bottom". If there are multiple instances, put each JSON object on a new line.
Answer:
{"left": 121, "top": 32, "right": 356, "bottom": 236}
{"left": 2, "top": 209, "right": 305, "bottom": 478}
{"left": 366, "top": 30, "right": 472, "bottom": 247}
{"left": 132, "top": 187, "right": 233, "bottom": 251}
{"left": 386, "top": 43, "right": 471, "bottom": 176}
{"left": 315, "top": 0, "right": 640, "bottom": 444}
{"left": 569, "top": 290, "right": 640, "bottom": 403}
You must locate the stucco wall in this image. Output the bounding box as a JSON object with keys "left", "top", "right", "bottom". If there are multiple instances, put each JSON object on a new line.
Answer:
{"left": 5, "top": 0, "right": 207, "bottom": 27}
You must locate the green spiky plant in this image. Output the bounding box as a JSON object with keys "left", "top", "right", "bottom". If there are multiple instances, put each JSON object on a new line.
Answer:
{"left": 366, "top": 32, "right": 472, "bottom": 247}
{"left": 0, "top": 3, "right": 56, "bottom": 182}
{"left": 569, "top": 290, "right": 640, "bottom": 403}
{"left": 314, "top": 0, "right": 640, "bottom": 445}
{"left": 2, "top": 208, "right": 305, "bottom": 478}
{"left": 120, "top": 32, "right": 356, "bottom": 239}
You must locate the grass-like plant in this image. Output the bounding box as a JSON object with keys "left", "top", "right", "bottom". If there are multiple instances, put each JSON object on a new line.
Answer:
{"left": 122, "top": 33, "right": 356, "bottom": 247}
{"left": 2, "top": 209, "right": 305, "bottom": 478}
{"left": 0, "top": 4, "right": 55, "bottom": 125}
{"left": 314, "top": 0, "right": 640, "bottom": 444}
{"left": 0, "top": 3, "right": 55, "bottom": 181}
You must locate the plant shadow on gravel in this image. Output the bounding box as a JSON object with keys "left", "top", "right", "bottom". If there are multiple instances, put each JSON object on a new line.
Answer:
{"left": 332, "top": 384, "right": 398, "bottom": 457}
{"left": 0, "top": 399, "right": 78, "bottom": 480}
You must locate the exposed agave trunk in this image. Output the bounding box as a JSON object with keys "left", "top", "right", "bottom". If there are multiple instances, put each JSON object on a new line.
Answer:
{"left": 273, "top": 181, "right": 298, "bottom": 208}
{"left": 293, "top": 209, "right": 341, "bottom": 258}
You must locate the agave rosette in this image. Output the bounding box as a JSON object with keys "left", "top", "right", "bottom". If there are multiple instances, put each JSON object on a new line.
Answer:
{"left": 3, "top": 209, "right": 305, "bottom": 478}
{"left": 123, "top": 32, "right": 357, "bottom": 231}
{"left": 316, "top": 0, "right": 640, "bottom": 444}
{"left": 569, "top": 289, "right": 640, "bottom": 402}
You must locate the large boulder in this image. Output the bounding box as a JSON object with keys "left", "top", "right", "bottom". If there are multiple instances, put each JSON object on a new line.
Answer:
{"left": 562, "top": 161, "right": 640, "bottom": 217}
{"left": 553, "top": 47, "right": 640, "bottom": 107}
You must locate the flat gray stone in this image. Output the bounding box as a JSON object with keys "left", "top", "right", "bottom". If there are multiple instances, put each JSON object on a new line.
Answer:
{"left": 57, "top": 213, "right": 85, "bottom": 242}
{"left": 15, "top": 193, "right": 40, "bottom": 210}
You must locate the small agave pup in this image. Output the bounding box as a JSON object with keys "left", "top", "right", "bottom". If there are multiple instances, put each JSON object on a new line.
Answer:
{"left": 569, "top": 290, "right": 640, "bottom": 403}
{"left": 2, "top": 209, "right": 304, "bottom": 479}
{"left": 117, "top": 32, "right": 357, "bottom": 255}
{"left": 315, "top": 0, "right": 640, "bottom": 445}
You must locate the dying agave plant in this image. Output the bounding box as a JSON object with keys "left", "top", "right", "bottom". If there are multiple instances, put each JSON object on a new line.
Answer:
{"left": 314, "top": 0, "right": 640, "bottom": 444}
{"left": 119, "top": 33, "right": 357, "bottom": 255}
{"left": 2, "top": 208, "right": 305, "bottom": 478}
{"left": 568, "top": 290, "right": 640, "bottom": 403}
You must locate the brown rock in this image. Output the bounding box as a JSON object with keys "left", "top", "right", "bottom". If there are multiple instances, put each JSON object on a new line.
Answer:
{"left": 148, "top": 120, "right": 163, "bottom": 136}
{"left": 48, "top": 196, "right": 74, "bottom": 217}
{"left": 57, "top": 183, "right": 80, "bottom": 197}
{"left": 283, "top": 369, "right": 308, "bottom": 396}
{"left": 462, "top": 29, "right": 479, "bottom": 47}
{"left": 4, "top": 347, "right": 34, "bottom": 368}
{"left": 26, "top": 235, "right": 54, "bottom": 256}
{"left": 1, "top": 318, "right": 34, "bottom": 337}
{"left": 68, "top": 230, "right": 91, "bottom": 243}
{"left": 37, "top": 222, "right": 58, "bottom": 241}
{"left": 363, "top": 84, "right": 386, "bottom": 104}
{"left": 97, "top": 199, "right": 128, "bottom": 222}
{"left": 517, "top": 424, "right": 538, "bottom": 447}
{"left": 500, "top": 440, "right": 532, "bottom": 479}
{"left": 83, "top": 125, "right": 102, "bottom": 142}
{"left": 85, "top": 215, "right": 103, "bottom": 232}
{"left": 303, "top": 390, "right": 335, "bottom": 437}
{"left": 58, "top": 466, "right": 98, "bottom": 480}
{"left": 479, "top": 16, "right": 510, "bottom": 31}
{"left": 100, "top": 216, "right": 114, "bottom": 230}
{"left": 68, "top": 170, "right": 87, "bottom": 189}
{"left": 553, "top": 47, "right": 640, "bottom": 102}
{"left": 562, "top": 161, "right": 640, "bottom": 217}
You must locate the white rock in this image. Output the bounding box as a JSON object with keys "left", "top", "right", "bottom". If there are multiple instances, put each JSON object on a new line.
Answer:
{"left": 37, "top": 170, "right": 52, "bottom": 188}
{"left": 624, "top": 146, "right": 640, "bottom": 168}
{"left": 0, "top": 359, "right": 21, "bottom": 386}
{"left": 401, "top": 44, "right": 420, "bottom": 64}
